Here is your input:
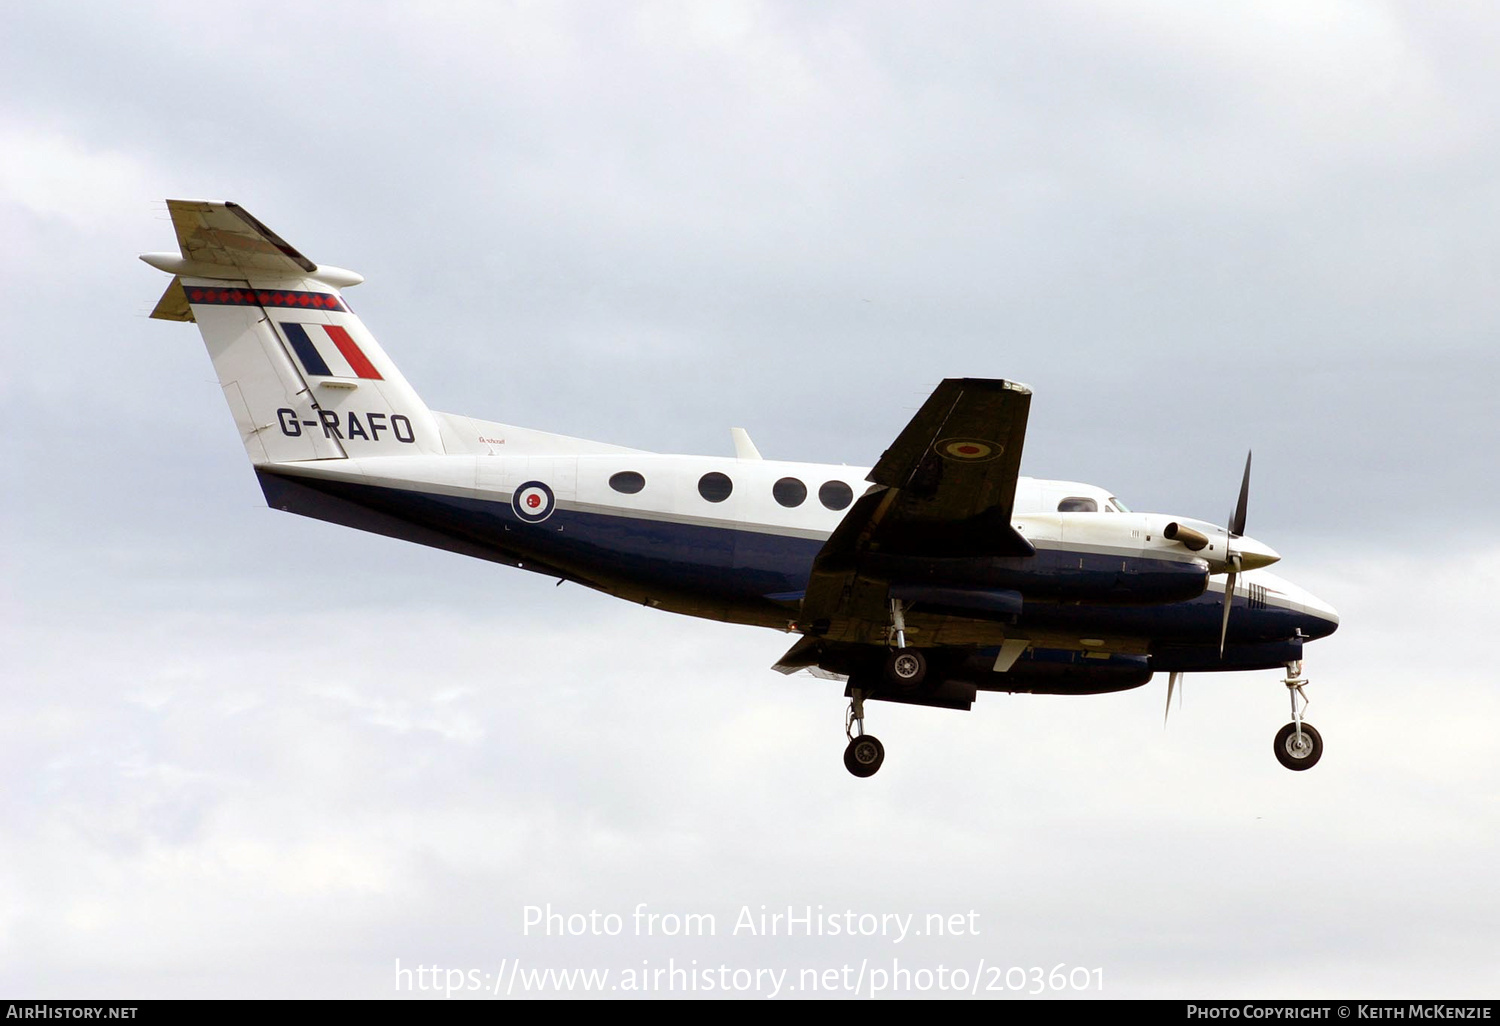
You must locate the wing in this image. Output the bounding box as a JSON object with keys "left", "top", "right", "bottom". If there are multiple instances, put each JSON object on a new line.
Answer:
{"left": 797, "top": 378, "right": 1035, "bottom": 646}
{"left": 865, "top": 377, "right": 1033, "bottom": 558}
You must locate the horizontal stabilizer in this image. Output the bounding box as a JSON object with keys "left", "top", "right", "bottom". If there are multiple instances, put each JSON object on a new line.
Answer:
{"left": 142, "top": 199, "right": 363, "bottom": 286}
{"left": 164, "top": 199, "right": 314, "bottom": 277}
{"left": 150, "top": 277, "right": 193, "bottom": 322}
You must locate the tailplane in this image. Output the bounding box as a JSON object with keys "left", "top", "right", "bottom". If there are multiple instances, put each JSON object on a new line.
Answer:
{"left": 143, "top": 200, "right": 442, "bottom": 463}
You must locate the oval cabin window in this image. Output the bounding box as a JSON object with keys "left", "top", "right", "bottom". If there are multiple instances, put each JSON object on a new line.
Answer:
{"left": 609, "top": 471, "right": 646, "bottom": 494}
{"left": 773, "top": 477, "right": 807, "bottom": 508}
{"left": 698, "top": 472, "right": 733, "bottom": 503}
{"left": 819, "top": 480, "right": 854, "bottom": 511}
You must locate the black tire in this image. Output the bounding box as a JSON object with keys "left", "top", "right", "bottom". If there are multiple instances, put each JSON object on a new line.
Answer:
{"left": 884, "top": 649, "right": 927, "bottom": 690}
{"left": 843, "top": 735, "right": 885, "bottom": 777}
{"left": 1273, "top": 721, "right": 1323, "bottom": 771}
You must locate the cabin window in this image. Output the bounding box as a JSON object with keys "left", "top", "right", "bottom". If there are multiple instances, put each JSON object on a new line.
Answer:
{"left": 772, "top": 477, "right": 807, "bottom": 508}
{"left": 609, "top": 471, "right": 645, "bottom": 494}
{"left": 698, "top": 472, "right": 733, "bottom": 503}
{"left": 1058, "top": 497, "right": 1098, "bottom": 512}
{"left": 819, "top": 480, "right": 854, "bottom": 511}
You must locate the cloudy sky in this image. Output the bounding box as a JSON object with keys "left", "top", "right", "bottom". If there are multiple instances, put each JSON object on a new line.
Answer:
{"left": 3, "top": 0, "right": 1496, "bottom": 999}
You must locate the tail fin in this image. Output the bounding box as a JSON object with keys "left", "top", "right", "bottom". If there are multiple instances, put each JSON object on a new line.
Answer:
{"left": 143, "top": 200, "right": 442, "bottom": 463}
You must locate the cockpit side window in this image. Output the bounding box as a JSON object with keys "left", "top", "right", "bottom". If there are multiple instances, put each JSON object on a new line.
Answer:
{"left": 1058, "top": 497, "right": 1098, "bottom": 513}
{"left": 1107, "top": 496, "right": 1130, "bottom": 512}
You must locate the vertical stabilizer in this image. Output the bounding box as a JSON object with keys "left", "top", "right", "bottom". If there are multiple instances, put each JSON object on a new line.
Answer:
{"left": 143, "top": 201, "right": 443, "bottom": 464}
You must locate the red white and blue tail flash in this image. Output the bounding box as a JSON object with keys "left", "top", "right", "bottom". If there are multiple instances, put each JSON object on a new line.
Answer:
{"left": 281, "top": 322, "right": 384, "bottom": 380}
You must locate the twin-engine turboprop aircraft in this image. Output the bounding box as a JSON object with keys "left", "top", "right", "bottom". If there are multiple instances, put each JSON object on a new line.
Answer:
{"left": 143, "top": 200, "right": 1339, "bottom": 777}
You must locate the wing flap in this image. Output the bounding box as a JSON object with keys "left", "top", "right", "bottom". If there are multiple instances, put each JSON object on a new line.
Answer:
{"left": 771, "top": 635, "right": 823, "bottom": 675}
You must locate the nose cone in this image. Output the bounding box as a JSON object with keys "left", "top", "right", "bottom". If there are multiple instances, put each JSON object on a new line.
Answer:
{"left": 1300, "top": 589, "right": 1340, "bottom": 639}
{"left": 1256, "top": 571, "right": 1340, "bottom": 640}
{"left": 1235, "top": 534, "right": 1280, "bottom": 571}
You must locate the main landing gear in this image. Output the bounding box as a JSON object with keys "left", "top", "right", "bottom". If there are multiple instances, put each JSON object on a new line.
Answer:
{"left": 884, "top": 597, "right": 927, "bottom": 690}
{"left": 841, "top": 600, "right": 931, "bottom": 777}
{"left": 1274, "top": 659, "right": 1323, "bottom": 771}
{"left": 843, "top": 689, "right": 884, "bottom": 778}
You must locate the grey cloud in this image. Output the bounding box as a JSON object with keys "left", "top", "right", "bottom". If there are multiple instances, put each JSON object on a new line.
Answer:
{"left": 3, "top": 0, "right": 1496, "bottom": 997}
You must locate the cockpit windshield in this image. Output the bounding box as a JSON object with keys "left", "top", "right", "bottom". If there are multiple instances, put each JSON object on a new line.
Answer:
{"left": 1052, "top": 490, "right": 1129, "bottom": 514}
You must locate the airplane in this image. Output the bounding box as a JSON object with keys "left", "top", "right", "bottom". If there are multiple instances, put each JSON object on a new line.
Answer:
{"left": 142, "top": 200, "right": 1340, "bottom": 778}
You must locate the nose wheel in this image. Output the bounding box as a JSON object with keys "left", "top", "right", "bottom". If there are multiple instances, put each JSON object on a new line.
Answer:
{"left": 1274, "top": 721, "right": 1322, "bottom": 770}
{"left": 1274, "top": 660, "right": 1323, "bottom": 771}
{"left": 843, "top": 688, "right": 885, "bottom": 778}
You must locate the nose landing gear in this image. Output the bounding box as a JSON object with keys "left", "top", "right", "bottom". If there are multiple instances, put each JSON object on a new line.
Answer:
{"left": 1273, "top": 660, "right": 1322, "bottom": 771}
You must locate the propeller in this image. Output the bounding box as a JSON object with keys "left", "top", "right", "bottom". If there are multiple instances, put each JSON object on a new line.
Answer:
{"left": 1218, "top": 451, "right": 1252, "bottom": 657}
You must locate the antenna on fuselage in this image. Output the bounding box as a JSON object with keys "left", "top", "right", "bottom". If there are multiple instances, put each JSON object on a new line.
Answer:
{"left": 731, "top": 427, "right": 763, "bottom": 461}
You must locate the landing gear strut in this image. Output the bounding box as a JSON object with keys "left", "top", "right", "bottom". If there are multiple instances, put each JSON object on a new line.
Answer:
{"left": 842, "top": 599, "right": 928, "bottom": 777}
{"left": 884, "top": 598, "right": 927, "bottom": 689}
{"left": 1273, "top": 659, "right": 1322, "bottom": 771}
{"left": 843, "top": 688, "right": 884, "bottom": 778}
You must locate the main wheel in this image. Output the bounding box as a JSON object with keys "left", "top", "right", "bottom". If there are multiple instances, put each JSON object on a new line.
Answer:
{"left": 884, "top": 649, "right": 927, "bottom": 690}
{"left": 1273, "top": 721, "right": 1323, "bottom": 771}
{"left": 844, "top": 735, "right": 885, "bottom": 777}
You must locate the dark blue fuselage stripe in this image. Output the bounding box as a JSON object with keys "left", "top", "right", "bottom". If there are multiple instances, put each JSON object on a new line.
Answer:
{"left": 264, "top": 472, "right": 1338, "bottom": 646}
{"left": 280, "top": 322, "right": 331, "bottom": 377}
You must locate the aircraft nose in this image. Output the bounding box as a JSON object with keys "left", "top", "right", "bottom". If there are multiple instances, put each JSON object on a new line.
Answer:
{"left": 1235, "top": 535, "right": 1280, "bottom": 571}
{"left": 1302, "top": 591, "right": 1340, "bottom": 639}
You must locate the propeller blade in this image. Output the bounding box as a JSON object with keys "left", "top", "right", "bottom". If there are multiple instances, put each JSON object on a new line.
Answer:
{"left": 1219, "top": 451, "right": 1251, "bottom": 657}
{"left": 1229, "top": 451, "right": 1252, "bottom": 538}
{"left": 1218, "top": 567, "right": 1238, "bottom": 656}
{"left": 1164, "top": 671, "right": 1184, "bottom": 726}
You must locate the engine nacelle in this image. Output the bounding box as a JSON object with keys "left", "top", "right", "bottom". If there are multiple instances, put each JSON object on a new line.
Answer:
{"left": 1152, "top": 638, "right": 1303, "bottom": 672}
{"left": 889, "top": 584, "right": 1022, "bottom": 621}
{"left": 962, "top": 648, "right": 1154, "bottom": 695}
{"left": 870, "top": 552, "right": 1209, "bottom": 606}
{"left": 851, "top": 679, "right": 977, "bottom": 711}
